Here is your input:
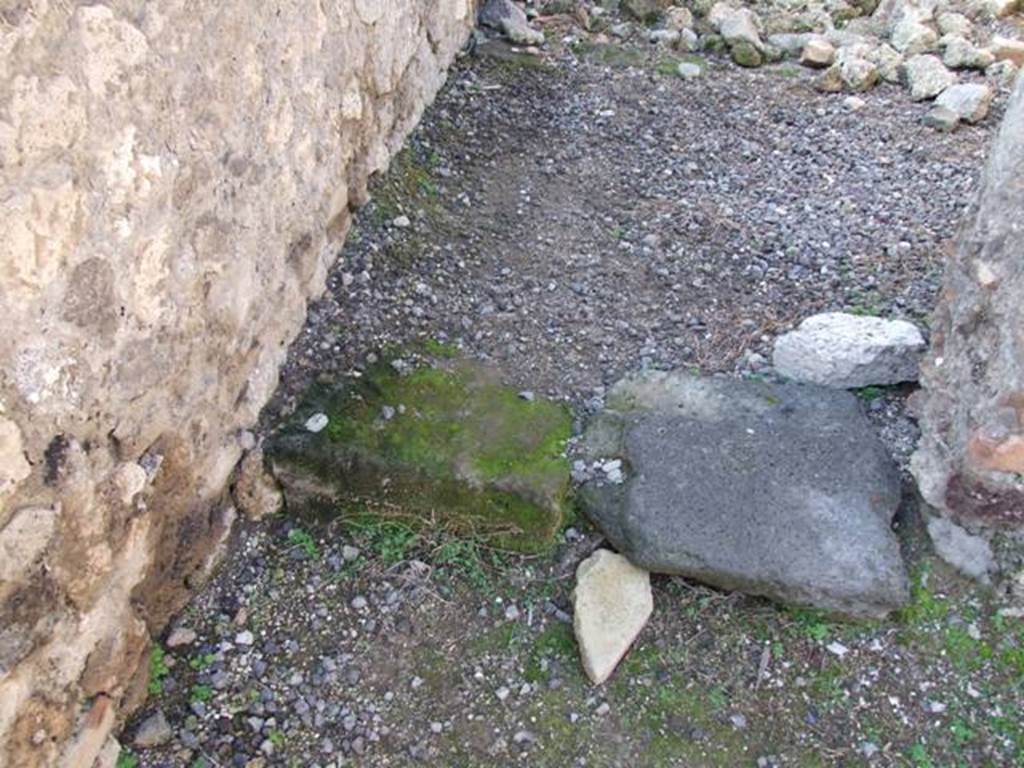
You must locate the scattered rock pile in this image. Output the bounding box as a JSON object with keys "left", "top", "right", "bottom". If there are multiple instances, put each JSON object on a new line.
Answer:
{"left": 492, "top": 0, "right": 1024, "bottom": 129}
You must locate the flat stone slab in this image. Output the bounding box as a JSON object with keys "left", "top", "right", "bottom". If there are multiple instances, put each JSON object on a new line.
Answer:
{"left": 266, "top": 355, "right": 571, "bottom": 552}
{"left": 578, "top": 371, "right": 910, "bottom": 618}
{"left": 773, "top": 312, "right": 926, "bottom": 388}
{"left": 573, "top": 549, "right": 653, "bottom": 685}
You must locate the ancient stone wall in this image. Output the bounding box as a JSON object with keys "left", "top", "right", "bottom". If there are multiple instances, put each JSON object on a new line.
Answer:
{"left": 913, "top": 75, "right": 1024, "bottom": 565}
{"left": 0, "top": 2, "right": 473, "bottom": 765}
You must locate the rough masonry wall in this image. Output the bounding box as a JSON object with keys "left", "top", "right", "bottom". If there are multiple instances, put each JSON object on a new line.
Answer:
{"left": 0, "top": 1, "right": 473, "bottom": 765}
{"left": 912, "top": 75, "right": 1024, "bottom": 547}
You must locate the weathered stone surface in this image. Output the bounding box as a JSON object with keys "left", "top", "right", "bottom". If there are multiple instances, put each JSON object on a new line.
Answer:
{"left": 936, "top": 83, "right": 993, "bottom": 123}
{"left": 986, "top": 0, "right": 1019, "bottom": 17}
{"left": 891, "top": 18, "right": 938, "bottom": 55}
{"left": 665, "top": 7, "right": 695, "bottom": 30}
{"left": 841, "top": 57, "right": 881, "bottom": 91}
{"left": 232, "top": 448, "right": 284, "bottom": 521}
{"left": 936, "top": 11, "right": 973, "bottom": 36}
{"left": 941, "top": 35, "right": 995, "bottom": 70}
{"left": 579, "top": 371, "right": 910, "bottom": 618}
{"left": 926, "top": 517, "right": 995, "bottom": 582}
{"left": 986, "top": 59, "right": 1020, "bottom": 87}
{"left": 769, "top": 32, "right": 814, "bottom": 57}
{"left": 0, "top": 506, "right": 58, "bottom": 585}
{"left": 165, "top": 627, "right": 197, "bottom": 648}
{"left": 731, "top": 41, "right": 764, "bottom": 67}
{"left": 913, "top": 76, "right": 1024, "bottom": 533}
{"left": 572, "top": 549, "right": 653, "bottom": 685}
{"left": 0, "top": 2, "right": 473, "bottom": 765}
{"left": 266, "top": 358, "right": 572, "bottom": 552}
{"left": 0, "top": 418, "right": 30, "bottom": 502}
{"left": 924, "top": 105, "right": 961, "bottom": 131}
{"left": 677, "top": 61, "right": 703, "bottom": 79}
{"left": 815, "top": 63, "right": 845, "bottom": 92}
{"left": 622, "top": 0, "right": 671, "bottom": 23}
{"left": 132, "top": 710, "right": 171, "bottom": 748}
{"left": 903, "top": 54, "right": 957, "bottom": 100}
{"left": 773, "top": 313, "right": 926, "bottom": 388}
{"left": 988, "top": 36, "right": 1024, "bottom": 67}
{"left": 479, "top": 0, "right": 545, "bottom": 45}
{"left": 801, "top": 38, "right": 837, "bottom": 67}
{"left": 719, "top": 8, "right": 765, "bottom": 52}
{"left": 869, "top": 43, "right": 905, "bottom": 82}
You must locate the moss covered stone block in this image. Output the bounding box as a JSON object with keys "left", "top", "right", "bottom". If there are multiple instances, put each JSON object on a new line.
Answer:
{"left": 266, "top": 358, "right": 572, "bottom": 552}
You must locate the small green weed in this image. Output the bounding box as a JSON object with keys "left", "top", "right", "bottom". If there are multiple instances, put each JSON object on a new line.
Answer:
{"left": 116, "top": 752, "right": 140, "bottom": 768}
{"left": 148, "top": 646, "right": 169, "bottom": 695}
{"left": 189, "top": 652, "right": 217, "bottom": 671}
{"left": 944, "top": 625, "right": 991, "bottom": 672}
{"left": 422, "top": 338, "right": 458, "bottom": 359}
{"left": 787, "top": 607, "right": 832, "bottom": 642}
{"left": 908, "top": 742, "right": 935, "bottom": 767}
{"left": 348, "top": 518, "right": 419, "bottom": 566}
{"left": 269, "top": 729, "right": 286, "bottom": 747}
{"left": 434, "top": 537, "right": 490, "bottom": 591}
{"left": 856, "top": 386, "right": 886, "bottom": 402}
{"left": 899, "top": 565, "right": 949, "bottom": 626}
{"left": 707, "top": 685, "right": 729, "bottom": 711}
{"left": 848, "top": 304, "right": 882, "bottom": 317}
{"left": 190, "top": 684, "right": 213, "bottom": 704}
{"left": 525, "top": 623, "right": 576, "bottom": 683}
{"left": 772, "top": 63, "right": 802, "bottom": 78}
{"left": 287, "top": 528, "right": 318, "bottom": 558}
{"left": 949, "top": 718, "right": 974, "bottom": 750}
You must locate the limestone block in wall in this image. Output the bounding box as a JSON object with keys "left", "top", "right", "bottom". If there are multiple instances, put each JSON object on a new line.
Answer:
{"left": 0, "top": 1, "right": 473, "bottom": 765}
{"left": 912, "top": 75, "right": 1024, "bottom": 551}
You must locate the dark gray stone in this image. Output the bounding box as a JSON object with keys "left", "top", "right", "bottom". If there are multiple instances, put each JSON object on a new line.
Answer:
{"left": 579, "top": 371, "right": 909, "bottom": 618}
{"left": 134, "top": 709, "right": 172, "bottom": 748}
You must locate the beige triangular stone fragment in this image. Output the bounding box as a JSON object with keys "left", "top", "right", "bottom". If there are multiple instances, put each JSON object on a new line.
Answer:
{"left": 572, "top": 549, "right": 653, "bottom": 685}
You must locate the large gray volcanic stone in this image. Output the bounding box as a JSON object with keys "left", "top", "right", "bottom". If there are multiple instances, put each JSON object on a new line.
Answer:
{"left": 579, "top": 372, "right": 909, "bottom": 618}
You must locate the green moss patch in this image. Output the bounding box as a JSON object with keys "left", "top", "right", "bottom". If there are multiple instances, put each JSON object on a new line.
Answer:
{"left": 266, "top": 356, "right": 572, "bottom": 553}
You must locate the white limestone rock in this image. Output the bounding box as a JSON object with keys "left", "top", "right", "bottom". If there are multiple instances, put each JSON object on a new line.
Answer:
{"left": 903, "top": 54, "right": 956, "bottom": 100}
{"left": 988, "top": 36, "right": 1024, "bottom": 67}
{"left": 665, "top": 6, "right": 694, "bottom": 30}
{"left": 572, "top": 549, "right": 653, "bottom": 686}
{"left": 869, "top": 44, "right": 905, "bottom": 83}
{"left": 985, "top": 0, "right": 1019, "bottom": 18}
{"left": 927, "top": 517, "right": 995, "bottom": 583}
{"left": 941, "top": 35, "right": 995, "bottom": 70}
{"left": 924, "top": 104, "right": 961, "bottom": 131}
{"left": 936, "top": 83, "right": 994, "bottom": 123}
{"left": 718, "top": 7, "right": 764, "bottom": 51}
{"left": 891, "top": 19, "right": 938, "bottom": 55}
{"left": 773, "top": 312, "right": 926, "bottom": 388}
{"left": 841, "top": 57, "right": 880, "bottom": 91}
{"left": 936, "top": 11, "right": 972, "bottom": 37}
{"left": 800, "top": 38, "right": 836, "bottom": 68}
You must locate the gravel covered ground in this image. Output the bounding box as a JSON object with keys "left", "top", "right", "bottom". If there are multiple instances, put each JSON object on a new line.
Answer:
{"left": 267, "top": 33, "right": 995, "bottom": 421}
{"left": 124, "top": 28, "right": 1023, "bottom": 768}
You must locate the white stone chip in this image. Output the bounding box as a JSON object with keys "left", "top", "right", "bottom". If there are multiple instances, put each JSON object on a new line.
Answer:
{"left": 572, "top": 549, "right": 653, "bottom": 686}
{"left": 772, "top": 312, "right": 926, "bottom": 388}
{"left": 936, "top": 83, "right": 993, "bottom": 124}
{"left": 304, "top": 412, "right": 329, "bottom": 432}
